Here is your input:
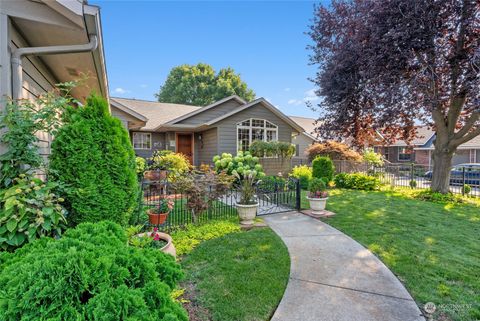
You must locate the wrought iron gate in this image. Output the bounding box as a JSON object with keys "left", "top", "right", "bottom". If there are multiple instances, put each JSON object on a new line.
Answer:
{"left": 255, "top": 177, "right": 300, "bottom": 215}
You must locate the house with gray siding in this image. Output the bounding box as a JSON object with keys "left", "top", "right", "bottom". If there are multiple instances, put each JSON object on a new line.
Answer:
{"left": 0, "top": 0, "right": 108, "bottom": 157}
{"left": 110, "top": 96, "right": 305, "bottom": 168}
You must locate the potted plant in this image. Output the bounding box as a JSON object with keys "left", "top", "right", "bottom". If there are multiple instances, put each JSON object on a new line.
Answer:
{"left": 144, "top": 150, "right": 171, "bottom": 181}
{"left": 234, "top": 170, "right": 259, "bottom": 226}
{"left": 147, "top": 197, "right": 174, "bottom": 225}
{"left": 127, "top": 226, "right": 176, "bottom": 257}
{"left": 306, "top": 178, "right": 329, "bottom": 213}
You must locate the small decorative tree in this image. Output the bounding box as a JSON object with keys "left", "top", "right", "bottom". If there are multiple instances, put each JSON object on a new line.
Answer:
{"left": 306, "top": 141, "right": 362, "bottom": 162}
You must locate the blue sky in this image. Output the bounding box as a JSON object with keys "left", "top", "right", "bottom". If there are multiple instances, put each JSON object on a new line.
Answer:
{"left": 93, "top": 1, "right": 321, "bottom": 118}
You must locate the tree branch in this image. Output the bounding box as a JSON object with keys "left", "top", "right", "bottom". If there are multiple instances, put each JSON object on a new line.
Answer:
{"left": 451, "top": 125, "right": 480, "bottom": 147}
{"left": 454, "top": 110, "right": 480, "bottom": 139}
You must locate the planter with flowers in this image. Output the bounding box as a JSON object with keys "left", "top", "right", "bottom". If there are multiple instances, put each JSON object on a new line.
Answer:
{"left": 233, "top": 170, "right": 259, "bottom": 226}
{"left": 147, "top": 197, "right": 174, "bottom": 225}
{"left": 306, "top": 178, "right": 329, "bottom": 214}
{"left": 128, "top": 226, "right": 176, "bottom": 257}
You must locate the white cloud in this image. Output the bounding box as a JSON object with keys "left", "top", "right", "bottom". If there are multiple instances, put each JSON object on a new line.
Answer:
{"left": 113, "top": 87, "right": 130, "bottom": 95}
{"left": 287, "top": 88, "right": 319, "bottom": 106}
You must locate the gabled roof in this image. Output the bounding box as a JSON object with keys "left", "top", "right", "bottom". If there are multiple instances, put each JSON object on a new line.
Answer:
{"left": 203, "top": 98, "right": 305, "bottom": 133}
{"left": 166, "top": 95, "right": 246, "bottom": 125}
{"left": 288, "top": 116, "right": 320, "bottom": 141}
{"left": 110, "top": 97, "right": 201, "bottom": 130}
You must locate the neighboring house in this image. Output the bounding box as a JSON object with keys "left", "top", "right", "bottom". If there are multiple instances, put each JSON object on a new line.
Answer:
{"left": 289, "top": 116, "right": 319, "bottom": 161}
{"left": 0, "top": 0, "right": 109, "bottom": 156}
{"left": 374, "top": 126, "right": 480, "bottom": 166}
{"left": 110, "top": 96, "right": 305, "bottom": 169}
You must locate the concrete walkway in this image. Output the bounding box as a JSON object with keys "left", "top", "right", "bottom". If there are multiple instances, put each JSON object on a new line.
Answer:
{"left": 264, "top": 212, "right": 425, "bottom": 321}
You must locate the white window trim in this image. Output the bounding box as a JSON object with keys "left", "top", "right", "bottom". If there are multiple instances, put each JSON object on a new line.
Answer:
{"left": 398, "top": 147, "right": 412, "bottom": 161}
{"left": 236, "top": 118, "right": 278, "bottom": 153}
{"left": 132, "top": 132, "right": 152, "bottom": 150}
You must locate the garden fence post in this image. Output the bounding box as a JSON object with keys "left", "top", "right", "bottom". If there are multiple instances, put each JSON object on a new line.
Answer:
{"left": 462, "top": 167, "right": 466, "bottom": 196}
{"left": 411, "top": 163, "right": 414, "bottom": 186}
{"left": 295, "top": 178, "right": 301, "bottom": 211}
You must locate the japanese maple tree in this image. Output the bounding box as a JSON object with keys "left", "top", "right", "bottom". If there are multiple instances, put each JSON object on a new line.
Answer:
{"left": 308, "top": 0, "right": 480, "bottom": 193}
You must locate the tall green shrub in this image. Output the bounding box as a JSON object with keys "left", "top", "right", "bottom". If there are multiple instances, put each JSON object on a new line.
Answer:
{"left": 49, "top": 95, "right": 138, "bottom": 226}
{"left": 0, "top": 221, "right": 187, "bottom": 321}
{"left": 312, "top": 156, "right": 335, "bottom": 182}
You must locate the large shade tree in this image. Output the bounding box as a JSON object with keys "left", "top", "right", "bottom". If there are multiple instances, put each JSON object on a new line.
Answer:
{"left": 156, "top": 63, "right": 255, "bottom": 106}
{"left": 308, "top": 0, "right": 480, "bottom": 193}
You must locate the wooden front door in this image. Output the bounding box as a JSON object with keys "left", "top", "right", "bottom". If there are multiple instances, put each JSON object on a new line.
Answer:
{"left": 176, "top": 133, "right": 193, "bottom": 164}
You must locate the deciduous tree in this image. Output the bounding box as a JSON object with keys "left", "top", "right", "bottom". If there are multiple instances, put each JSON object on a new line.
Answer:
{"left": 308, "top": 0, "right": 480, "bottom": 193}
{"left": 156, "top": 63, "right": 255, "bottom": 106}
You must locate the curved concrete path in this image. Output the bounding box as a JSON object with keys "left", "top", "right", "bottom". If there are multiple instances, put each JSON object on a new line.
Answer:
{"left": 264, "top": 212, "right": 425, "bottom": 321}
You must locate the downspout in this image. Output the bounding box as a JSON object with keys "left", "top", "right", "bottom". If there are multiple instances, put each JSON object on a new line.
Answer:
{"left": 11, "top": 35, "right": 98, "bottom": 100}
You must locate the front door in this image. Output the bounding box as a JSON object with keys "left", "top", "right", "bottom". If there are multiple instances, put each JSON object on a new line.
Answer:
{"left": 176, "top": 133, "right": 193, "bottom": 164}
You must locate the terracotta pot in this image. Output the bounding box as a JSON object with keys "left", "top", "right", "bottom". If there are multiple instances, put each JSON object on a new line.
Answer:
{"left": 148, "top": 209, "right": 169, "bottom": 225}
{"left": 306, "top": 197, "right": 328, "bottom": 214}
{"left": 135, "top": 232, "right": 176, "bottom": 258}
{"left": 235, "top": 202, "right": 258, "bottom": 226}
{"left": 144, "top": 170, "right": 168, "bottom": 181}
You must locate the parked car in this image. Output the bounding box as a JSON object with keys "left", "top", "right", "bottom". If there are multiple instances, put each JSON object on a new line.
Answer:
{"left": 425, "top": 163, "right": 480, "bottom": 186}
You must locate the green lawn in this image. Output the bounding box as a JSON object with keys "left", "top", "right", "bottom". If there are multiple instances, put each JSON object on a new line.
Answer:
{"left": 179, "top": 227, "right": 290, "bottom": 321}
{"left": 302, "top": 189, "right": 480, "bottom": 321}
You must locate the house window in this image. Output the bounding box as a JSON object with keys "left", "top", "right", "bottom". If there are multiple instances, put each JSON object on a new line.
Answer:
{"left": 132, "top": 132, "right": 151, "bottom": 150}
{"left": 236, "top": 118, "right": 278, "bottom": 152}
{"left": 398, "top": 147, "right": 412, "bottom": 161}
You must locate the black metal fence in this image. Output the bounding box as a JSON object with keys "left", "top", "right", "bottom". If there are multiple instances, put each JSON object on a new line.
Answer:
{"left": 138, "top": 176, "right": 301, "bottom": 230}
{"left": 331, "top": 160, "right": 480, "bottom": 198}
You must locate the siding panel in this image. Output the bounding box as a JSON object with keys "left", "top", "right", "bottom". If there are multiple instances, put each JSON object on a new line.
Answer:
{"left": 194, "top": 128, "right": 218, "bottom": 166}
{"left": 176, "top": 100, "right": 242, "bottom": 125}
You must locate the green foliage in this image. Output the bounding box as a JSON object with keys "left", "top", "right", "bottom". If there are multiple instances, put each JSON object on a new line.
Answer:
{"left": 155, "top": 63, "right": 255, "bottom": 106}
{"left": 234, "top": 171, "right": 258, "bottom": 205}
{"left": 334, "top": 173, "right": 380, "bottom": 191}
{"left": 462, "top": 184, "right": 472, "bottom": 195}
{"left": 249, "top": 141, "right": 296, "bottom": 158}
{"left": 212, "top": 151, "right": 265, "bottom": 179}
{"left": 0, "top": 89, "right": 72, "bottom": 188}
{"left": 308, "top": 178, "right": 327, "bottom": 194}
{"left": 150, "top": 150, "right": 190, "bottom": 179}
{"left": 0, "top": 174, "right": 67, "bottom": 251}
{"left": 171, "top": 219, "right": 240, "bottom": 256}
{"left": 0, "top": 221, "right": 187, "bottom": 321}
{"left": 49, "top": 95, "right": 138, "bottom": 226}
{"left": 135, "top": 156, "right": 146, "bottom": 177}
{"left": 363, "top": 148, "right": 384, "bottom": 166}
{"left": 312, "top": 156, "right": 335, "bottom": 182}
{"left": 290, "top": 165, "right": 312, "bottom": 189}
{"left": 415, "top": 190, "right": 465, "bottom": 204}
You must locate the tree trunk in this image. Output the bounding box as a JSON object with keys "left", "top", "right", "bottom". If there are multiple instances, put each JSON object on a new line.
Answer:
{"left": 430, "top": 145, "right": 454, "bottom": 194}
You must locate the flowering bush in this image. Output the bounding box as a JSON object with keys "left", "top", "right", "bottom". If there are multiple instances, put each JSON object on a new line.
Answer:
{"left": 212, "top": 151, "right": 265, "bottom": 178}
{"left": 308, "top": 178, "right": 328, "bottom": 198}
{"left": 0, "top": 174, "right": 67, "bottom": 251}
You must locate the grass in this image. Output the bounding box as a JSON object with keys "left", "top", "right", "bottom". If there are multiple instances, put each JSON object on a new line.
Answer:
{"left": 302, "top": 188, "right": 480, "bottom": 321}
{"left": 179, "top": 227, "right": 290, "bottom": 321}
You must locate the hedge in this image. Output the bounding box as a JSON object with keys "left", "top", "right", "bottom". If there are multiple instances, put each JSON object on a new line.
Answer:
{"left": 334, "top": 172, "right": 380, "bottom": 191}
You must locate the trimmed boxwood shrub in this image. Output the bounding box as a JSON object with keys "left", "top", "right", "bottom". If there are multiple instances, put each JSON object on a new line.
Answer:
{"left": 334, "top": 172, "right": 380, "bottom": 191}
{"left": 312, "top": 156, "right": 335, "bottom": 182}
{"left": 0, "top": 221, "right": 187, "bottom": 321}
{"left": 49, "top": 95, "right": 138, "bottom": 226}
